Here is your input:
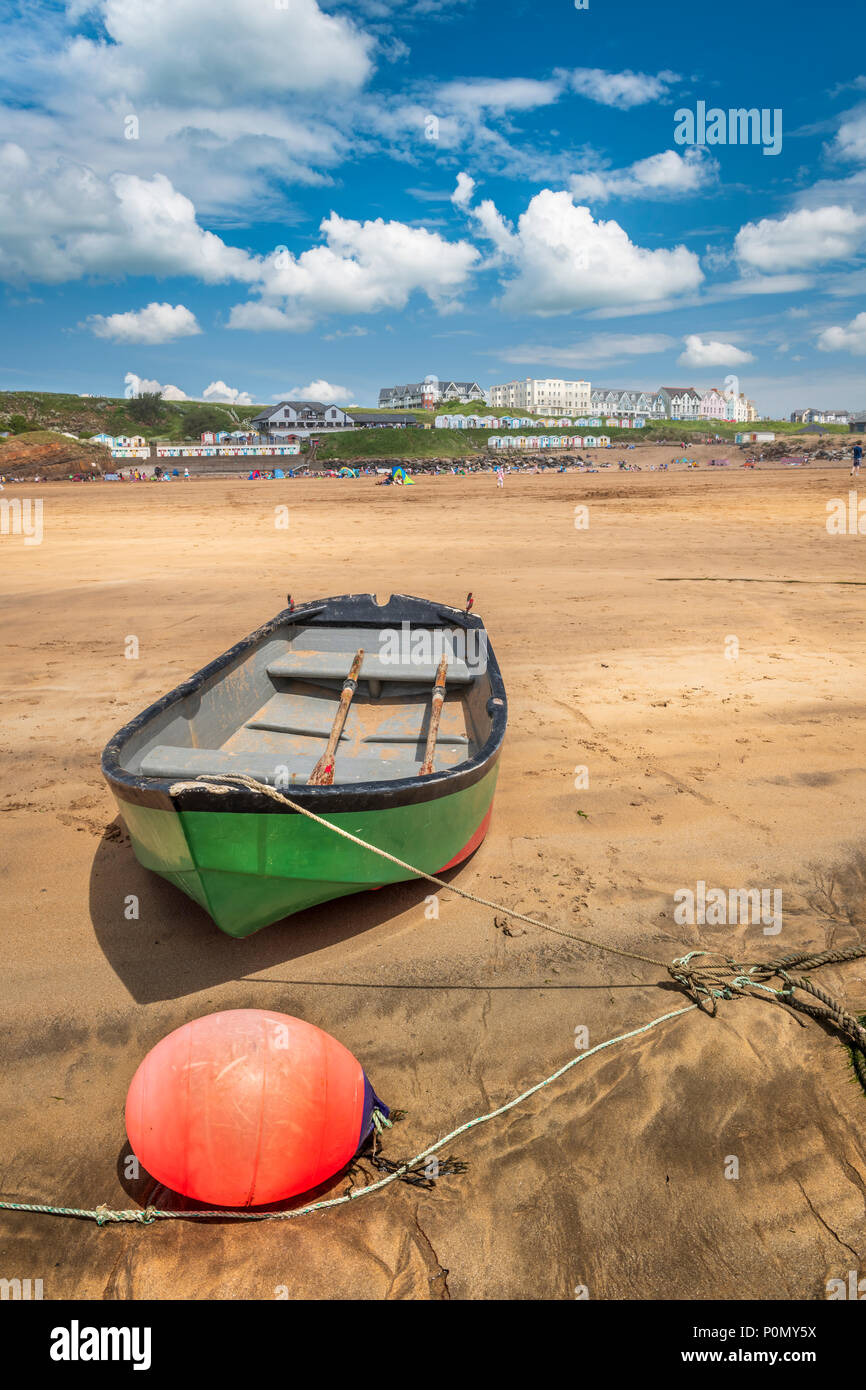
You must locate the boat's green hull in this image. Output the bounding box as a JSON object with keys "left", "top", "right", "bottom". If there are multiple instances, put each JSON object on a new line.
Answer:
{"left": 114, "top": 764, "right": 498, "bottom": 937}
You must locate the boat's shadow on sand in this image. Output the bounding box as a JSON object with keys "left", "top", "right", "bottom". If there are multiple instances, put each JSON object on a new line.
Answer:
{"left": 90, "top": 818, "right": 464, "bottom": 1004}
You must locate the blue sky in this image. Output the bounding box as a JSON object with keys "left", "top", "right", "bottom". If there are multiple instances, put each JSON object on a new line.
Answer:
{"left": 1, "top": 0, "right": 865, "bottom": 414}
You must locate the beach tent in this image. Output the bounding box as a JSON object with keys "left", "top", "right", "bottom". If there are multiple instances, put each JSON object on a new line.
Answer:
{"left": 338, "top": 466, "right": 358, "bottom": 477}
{"left": 391, "top": 466, "right": 414, "bottom": 484}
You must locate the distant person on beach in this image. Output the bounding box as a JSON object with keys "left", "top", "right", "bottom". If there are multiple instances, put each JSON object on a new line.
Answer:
{"left": 852, "top": 443, "right": 862, "bottom": 477}
{"left": 496, "top": 466, "right": 504, "bottom": 488}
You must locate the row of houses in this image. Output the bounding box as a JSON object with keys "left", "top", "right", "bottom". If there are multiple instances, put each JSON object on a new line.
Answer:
{"left": 485, "top": 379, "right": 759, "bottom": 421}
{"left": 593, "top": 387, "right": 758, "bottom": 422}
{"left": 378, "top": 377, "right": 485, "bottom": 409}
{"left": 488, "top": 435, "right": 612, "bottom": 449}
{"left": 200, "top": 430, "right": 258, "bottom": 444}
{"left": 91, "top": 432, "right": 147, "bottom": 448}
{"left": 436, "top": 413, "right": 646, "bottom": 430}
{"left": 154, "top": 444, "right": 301, "bottom": 459}
{"left": 436, "top": 411, "right": 511, "bottom": 428}
{"left": 789, "top": 408, "right": 850, "bottom": 424}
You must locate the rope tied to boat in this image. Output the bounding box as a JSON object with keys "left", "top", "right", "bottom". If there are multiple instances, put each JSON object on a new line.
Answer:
{"left": 167, "top": 774, "right": 866, "bottom": 1052}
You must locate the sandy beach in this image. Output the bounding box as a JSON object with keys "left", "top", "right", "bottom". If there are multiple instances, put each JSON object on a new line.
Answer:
{"left": 1, "top": 462, "right": 865, "bottom": 1300}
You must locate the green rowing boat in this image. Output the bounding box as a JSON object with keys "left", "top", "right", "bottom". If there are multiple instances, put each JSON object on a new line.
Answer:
{"left": 102, "top": 593, "right": 507, "bottom": 937}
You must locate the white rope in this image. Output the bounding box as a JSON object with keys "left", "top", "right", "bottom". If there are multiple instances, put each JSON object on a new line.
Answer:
{"left": 0, "top": 1003, "right": 697, "bottom": 1224}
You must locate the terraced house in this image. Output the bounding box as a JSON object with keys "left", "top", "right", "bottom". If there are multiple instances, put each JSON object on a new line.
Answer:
{"left": 699, "top": 387, "right": 728, "bottom": 420}
{"left": 658, "top": 386, "right": 702, "bottom": 420}
{"left": 590, "top": 388, "right": 664, "bottom": 418}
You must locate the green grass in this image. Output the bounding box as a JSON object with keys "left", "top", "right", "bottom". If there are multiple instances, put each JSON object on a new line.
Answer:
{"left": 313, "top": 428, "right": 497, "bottom": 460}
{"left": 0, "top": 390, "right": 263, "bottom": 442}
{"left": 0, "top": 428, "right": 107, "bottom": 450}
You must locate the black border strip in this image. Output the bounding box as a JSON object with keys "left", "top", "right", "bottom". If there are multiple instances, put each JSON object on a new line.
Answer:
{"left": 101, "top": 593, "right": 507, "bottom": 815}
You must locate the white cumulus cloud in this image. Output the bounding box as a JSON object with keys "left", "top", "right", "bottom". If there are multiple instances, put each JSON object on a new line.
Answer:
{"left": 435, "top": 77, "right": 562, "bottom": 113}
{"left": 735, "top": 204, "right": 866, "bottom": 272}
{"left": 229, "top": 212, "right": 480, "bottom": 327}
{"left": 569, "top": 148, "right": 716, "bottom": 203}
{"left": 62, "top": 0, "right": 374, "bottom": 106}
{"left": 86, "top": 301, "right": 201, "bottom": 344}
{"left": 677, "top": 334, "right": 754, "bottom": 367}
{"left": 462, "top": 187, "right": 703, "bottom": 315}
{"left": 817, "top": 311, "right": 866, "bottom": 354}
{"left": 0, "top": 152, "right": 259, "bottom": 285}
{"left": 451, "top": 172, "right": 476, "bottom": 208}
{"left": 278, "top": 380, "right": 353, "bottom": 402}
{"left": 124, "top": 371, "right": 188, "bottom": 400}
{"left": 565, "top": 67, "right": 679, "bottom": 109}
{"left": 202, "top": 381, "right": 254, "bottom": 405}
{"left": 830, "top": 107, "right": 866, "bottom": 163}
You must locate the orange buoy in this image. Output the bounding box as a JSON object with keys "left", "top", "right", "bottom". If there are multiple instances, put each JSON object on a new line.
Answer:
{"left": 125, "top": 1009, "right": 387, "bottom": 1207}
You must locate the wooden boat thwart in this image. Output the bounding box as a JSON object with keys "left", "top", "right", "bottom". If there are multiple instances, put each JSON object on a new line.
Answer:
{"left": 102, "top": 593, "right": 507, "bottom": 937}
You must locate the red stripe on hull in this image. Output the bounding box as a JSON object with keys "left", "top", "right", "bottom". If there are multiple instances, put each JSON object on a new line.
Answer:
{"left": 436, "top": 804, "right": 494, "bottom": 873}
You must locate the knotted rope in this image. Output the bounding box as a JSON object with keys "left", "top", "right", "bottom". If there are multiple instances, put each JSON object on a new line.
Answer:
{"left": 669, "top": 947, "right": 866, "bottom": 1052}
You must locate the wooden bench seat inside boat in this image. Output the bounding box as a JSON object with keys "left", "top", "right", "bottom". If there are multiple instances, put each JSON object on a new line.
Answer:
{"left": 266, "top": 650, "right": 473, "bottom": 684}
{"left": 246, "top": 692, "right": 359, "bottom": 740}
{"left": 243, "top": 692, "right": 469, "bottom": 745}
{"left": 137, "top": 744, "right": 448, "bottom": 786}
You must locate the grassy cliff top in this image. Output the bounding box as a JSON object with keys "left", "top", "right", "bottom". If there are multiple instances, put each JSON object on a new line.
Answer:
{"left": 0, "top": 389, "right": 850, "bottom": 457}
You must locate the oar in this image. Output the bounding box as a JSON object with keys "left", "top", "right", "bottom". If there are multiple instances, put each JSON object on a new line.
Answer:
{"left": 418, "top": 654, "right": 448, "bottom": 777}
{"left": 307, "top": 649, "right": 364, "bottom": 786}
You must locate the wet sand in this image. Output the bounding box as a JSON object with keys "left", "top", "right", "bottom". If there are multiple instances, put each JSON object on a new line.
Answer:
{"left": 1, "top": 463, "right": 865, "bottom": 1300}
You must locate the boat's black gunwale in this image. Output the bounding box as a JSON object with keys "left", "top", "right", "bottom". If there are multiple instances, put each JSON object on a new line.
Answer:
{"left": 102, "top": 593, "right": 507, "bottom": 814}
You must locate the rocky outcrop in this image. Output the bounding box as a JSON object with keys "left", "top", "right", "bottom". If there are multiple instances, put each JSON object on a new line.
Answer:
{"left": 0, "top": 432, "right": 111, "bottom": 479}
